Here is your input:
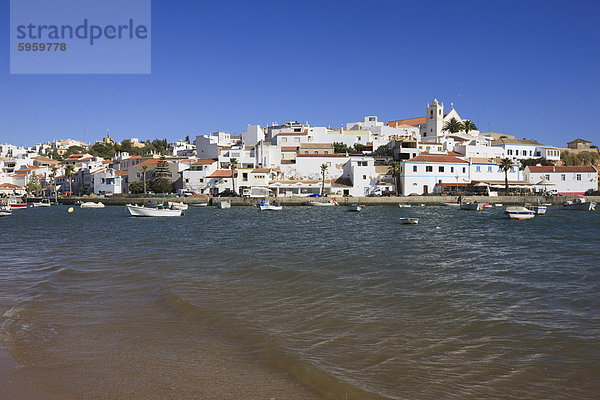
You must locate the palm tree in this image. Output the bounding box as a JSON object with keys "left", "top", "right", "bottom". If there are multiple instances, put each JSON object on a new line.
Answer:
{"left": 500, "top": 158, "right": 513, "bottom": 196}
{"left": 442, "top": 117, "right": 464, "bottom": 134}
{"left": 50, "top": 166, "right": 58, "bottom": 203}
{"left": 65, "top": 164, "right": 75, "bottom": 196}
{"left": 388, "top": 161, "right": 401, "bottom": 196}
{"left": 462, "top": 120, "right": 477, "bottom": 135}
{"left": 320, "top": 163, "right": 328, "bottom": 196}
{"left": 230, "top": 158, "right": 238, "bottom": 195}
{"left": 141, "top": 165, "right": 149, "bottom": 195}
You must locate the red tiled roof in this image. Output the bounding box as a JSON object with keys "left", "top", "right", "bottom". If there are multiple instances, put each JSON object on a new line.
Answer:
{"left": 115, "top": 170, "right": 129, "bottom": 176}
{"left": 281, "top": 146, "right": 299, "bottom": 151}
{"left": 252, "top": 168, "right": 271, "bottom": 173}
{"left": 388, "top": 117, "right": 426, "bottom": 127}
{"left": 135, "top": 159, "right": 162, "bottom": 167}
{"left": 0, "top": 183, "right": 20, "bottom": 189}
{"left": 208, "top": 170, "right": 235, "bottom": 178}
{"left": 12, "top": 173, "right": 27, "bottom": 177}
{"left": 192, "top": 158, "right": 217, "bottom": 165}
{"left": 419, "top": 142, "right": 441, "bottom": 145}
{"left": 102, "top": 160, "right": 112, "bottom": 164}
{"left": 406, "top": 155, "right": 469, "bottom": 164}
{"left": 528, "top": 166, "right": 596, "bottom": 173}
{"left": 277, "top": 130, "right": 308, "bottom": 135}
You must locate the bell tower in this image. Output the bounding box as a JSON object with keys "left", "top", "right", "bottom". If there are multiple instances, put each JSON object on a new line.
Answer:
{"left": 425, "top": 98, "right": 444, "bottom": 140}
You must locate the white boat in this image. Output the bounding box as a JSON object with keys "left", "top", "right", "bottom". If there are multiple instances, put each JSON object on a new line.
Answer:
{"left": 526, "top": 205, "right": 547, "bottom": 215}
{"left": 168, "top": 201, "right": 189, "bottom": 210}
{"left": 348, "top": 204, "right": 362, "bottom": 212}
{"left": 441, "top": 202, "right": 460, "bottom": 207}
{"left": 399, "top": 217, "right": 419, "bottom": 224}
{"left": 80, "top": 201, "right": 105, "bottom": 208}
{"left": 563, "top": 198, "right": 596, "bottom": 211}
{"left": 190, "top": 203, "right": 209, "bottom": 207}
{"left": 504, "top": 206, "right": 536, "bottom": 220}
{"left": 7, "top": 197, "right": 27, "bottom": 210}
{"left": 215, "top": 200, "right": 231, "bottom": 209}
{"left": 258, "top": 201, "right": 282, "bottom": 211}
{"left": 126, "top": 204, "right": 182, "bottom": 217}
{"left": 0, "top": 205, "right": 11, "bottom": 217}
{"left": 459, "top": 202, "right": 483, "bottom": 211}
{"left": 307, "top": 200, "right": 338, "bottom": 206}
{"left": 31, "top": 199, "right": 51, "bottom": 207}
{"left": 398, "top": 204, "right": 411, "bottom": 208}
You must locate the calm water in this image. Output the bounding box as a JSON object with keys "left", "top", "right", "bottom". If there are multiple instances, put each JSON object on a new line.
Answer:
{"left": 1, "top": 204, "right": 599, "bottom": 399}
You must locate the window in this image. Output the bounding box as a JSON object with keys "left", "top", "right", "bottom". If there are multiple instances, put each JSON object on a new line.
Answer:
{"left": 426, "top": 146, "right": 431, "bottom": 151}
{"left": 439, "top": 166, "right": 444, "bottom": 172}
{"left": 450, "top": 167, "right": 454, "bottom": 173}
{"left": 413, "top": 166, "right": 417, "bottom": 172}
{"left": 314, "top": 151, "right": 318, "bottom": 154}
{"left": 488, "top": 166, "right": 492, "bottom": 172}
{"left": 576, "top": 174, "right": 581, "bottom": 181}
{"left": 545, "top": 174, "right": 550, "bottom": 180}
{"left": 426, "top": 166, "right": 433, "bottom": 172}
{"left": 294, "top": 137, "right": 300, "bottom": 143}
{"left": 508, "top": 149, "right": 513, "bottom": 155}
{"left": 304, "top": 151, "right": 309, "bottom": 154}
{"left": 363, "top": 175, "right": 367, "bottom": 180}
{"left": 462, "top": 167, "right": 466, "bottom": 173}
{"left": 324, "top": 151, "right": 329, "bottom": 155}
{"left": 282, "top": 137, "right": 288, "bottom": 143}
{"left": 561, "top": 174, "right": 565, "bottom": 181}
{"left": 199, "top": 178, "right": 204, "bottom": 183}
{"left": 476, "top": 166, "right": 481, "bottom": 172}
{"left": 242, "top": 172, "right": 248, "bottom": 182}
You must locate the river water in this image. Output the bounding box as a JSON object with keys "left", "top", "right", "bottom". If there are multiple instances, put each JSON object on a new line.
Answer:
{"left": 1, "top": 204, "right": 599, "bottom": 399}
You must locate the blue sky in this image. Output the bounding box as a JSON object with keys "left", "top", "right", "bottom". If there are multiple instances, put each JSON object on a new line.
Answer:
{"left": 1, "top": 0, "right": 599, "bottom": 147}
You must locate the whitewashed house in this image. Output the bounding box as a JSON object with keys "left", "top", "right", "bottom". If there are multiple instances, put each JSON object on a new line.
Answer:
{"left": 182, "top": 159, "right": 218, "bottom": 194}
{"left": 524, "top": 165, "right": 598, "bottom": 195}
{"left": 492, "top": 138, "right": 560, "bottom": 162}
{"left": 92, "top": 169, "right": 128, "bottom": 195}
{"left": 400, "top": 154, "right": 470, "bottom": 195}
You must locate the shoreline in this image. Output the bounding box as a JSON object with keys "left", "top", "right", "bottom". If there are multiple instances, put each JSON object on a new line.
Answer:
{"left": 43, "top": 194, "right": 600, "bottom": 207}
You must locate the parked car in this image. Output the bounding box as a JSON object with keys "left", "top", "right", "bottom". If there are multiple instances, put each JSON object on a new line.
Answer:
{"left": 216, "top": 189, "right": 237, "bottom": 197}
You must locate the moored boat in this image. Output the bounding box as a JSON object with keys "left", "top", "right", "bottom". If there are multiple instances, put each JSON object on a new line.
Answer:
{"left": 505, "top": 206, "right": 536, "bottom": 220}
{"left": 258, "top": 200, "right": 282, "bottom": 211}
{"left": 80, "top": 201, "right": 105, "bottom": 208}
{"left": 190, "top": 203, "right": 209, "bottom": 207}
{"left": 0, "top": 205, "right": 11, "bottom": 217}
{"left": 126, "top": 204, "right": 182, "bottom": 217}
{"left": 399, "top": 217, "right": 419, "bottom": 224}
{"left": 7, "top": 197, "right": 27, "bottom": 210}
{"left": 526, "top": 205, "right": 547, "bottom": 215}
{"left": 307, "top": 199, "right": 338, "bottom": 206}
{"left": 398, "top": 204, "right": 411, "bottom": 208}
{"left": 563, "top": 198, "right": 596, "bottom": 211}
{"left": 348, "top": 204, "right": 362, "bottom": 212}
{"left": 459, "top": 202, "right": 483, "bottom": 211}
{"left": 168, "top": 201, "right": 189, "bottom": 210}
{"left": 215, "top": 200, "right": 231, "bottom": 209}
{"left": 31, "top": 199, "right": 52, "bottom": 207}
{"left": 441, "top": 202, "right": 460, "bottom": 207}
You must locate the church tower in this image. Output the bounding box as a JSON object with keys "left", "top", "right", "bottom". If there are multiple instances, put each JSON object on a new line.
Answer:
{"left": 425, "top": 99, "right": 444, "bottom": 140}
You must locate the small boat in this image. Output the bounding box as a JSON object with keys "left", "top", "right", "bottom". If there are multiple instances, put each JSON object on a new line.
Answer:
{"left": 0, "top": 205, "right": 11, "bottom": 217}
{"left": 563, "top": 198, "right": 596, "bottom": 211}
{"left": 399, "top": 217, "right": 419, "bottom": 224}
{"left": 459, "top": 202, "right": 483, "bottom": 211}
{"left": 441, "top": 202, "right": 460, "bottom": 207}
{"left": 258, "top": 200, "right": 282, "bottom": 211}
{"left": 494, "top": 203, "right": 503, "bottom": 207}
{"left": 168, "top": 201, "right": 189, "bottom": 210}
{"left": 126, "top": 204, "right": 182, "bottom": 217}
{"left": 348, "top": 204, "right": 362, "bottom": 212}
{"left": 79, "top": 201, "right": 105, "bottom": 208}
{"left": 307, "top": 199, "right": 338, "bottom": 206}
{"left": 31, "top": 199, "right": 51, "bottom": 207}
{"left": 190, "top": 203, "right": 209, "bottom": 207}
{"left": 7, "top": 198, "right": 27, "bottom": 210}
{"left": 505, "top": 206, "right": 535, "bottom": 219}
{"left": 526, "top": 205, "right": 547, "bottom": 215}
{"left": 482, "top": 203, "right": 493, "bottom": 209}
{"left": 398, "top": 204, "right": 411, "bottom": 208}
{"left": 215, "top": 200, "right": 231, "bottom": 209}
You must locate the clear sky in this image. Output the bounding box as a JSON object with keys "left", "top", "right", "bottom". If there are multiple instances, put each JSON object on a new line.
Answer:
{"left": 1, "top": 0, "right": 599, "bottom": 147}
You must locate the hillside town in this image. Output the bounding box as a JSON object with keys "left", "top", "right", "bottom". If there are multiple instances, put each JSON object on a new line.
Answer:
{"left": 1, "top": 99, "right": 598, "bottom": 199}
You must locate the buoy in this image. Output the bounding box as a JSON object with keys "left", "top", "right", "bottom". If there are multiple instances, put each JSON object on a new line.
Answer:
{"left": 68, "top": 207, "right": 74, "bottom": 213}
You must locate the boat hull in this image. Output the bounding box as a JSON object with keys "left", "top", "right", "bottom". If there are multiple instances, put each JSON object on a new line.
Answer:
{"left": 399, "top": 217, "right": 419, "bottom": 224}
{"left": 564, "top": 202, "right": 596, "bottom": 210}
{"left": 126, "top": 204, "right": 182, "bottom": 217}
{"left": 460, "top": 203, "right": 483, "bottom": 211}
{"left": 527, "top": 205, "right": 547, "bottom": 215}
{"left": 348, "top": 204, "right": 362, "bottom": 212}
{"left": 80, "top": 202, "right": 105, "bottom": 208}
{"left": 505, "top": 206, "right": 535, "bottom": 219}
{"left": 258, "top": 204, "right": 282, "bottom": 211}
{"left": 0, "top": 211, "right": 11, "bottom": 217}
{"left": 216, "top": 201, "right": 231, "bottom": 209}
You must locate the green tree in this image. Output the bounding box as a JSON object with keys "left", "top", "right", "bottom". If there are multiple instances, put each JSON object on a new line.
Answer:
{"left": 353, "top": 143, "right": 367, "bottom": 153}
{"left": 26, "top": 173, "right": 41, "bottom": 196}
{"left": 442, "top": 117, "right": 464, "bottom": 134}
{"left": 152, "top": 157, "right": 173, "bottom": 193}
{"left": 65, "top": 165, "right": 75, "bottom": 196}
{"left": 333, "top": 142, "right": 351, "bottom": 154}
{"left": 230, "top": 158, "right": 238, "bottom": 195}
{"left": 49, "top": 166, "right": 58, "bottom": 202}
{"left": 500, "top": 158, "right": 513, "bottom": 196}
{"left": 388, "top": 161, "right": 401, "bottom": 196}
{"left": 374, "top": 145, "right": 393, "bottom": 157}
{"left": 462, "top": 120, "right": 477, "bottom": 134}
{"left": 89, "top": 142, "right": 115, "bottom": 159}
{"left": 129, "top": 181, "right": 145, "bottom": 194}
{"left": 63, "top": 145, "right": 87, "bottom": 158}
{"left": 320, "top": 163, "right": 328, "bottom": 196}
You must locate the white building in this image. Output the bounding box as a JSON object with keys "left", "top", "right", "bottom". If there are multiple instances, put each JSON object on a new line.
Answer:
{"left": 524, "top": 165, "right": 598, "bottom": 195}
{"left": 182, "top": 159, "right": 218, "bottom": 194}
{"left": 92, "top": 169, "right": 128, "bottom": 195}
{"left": 491, "top": 138, "right": 561, "bottom": 162}
{"left": 400, "top": 154, "right": 470, "bottom": 195}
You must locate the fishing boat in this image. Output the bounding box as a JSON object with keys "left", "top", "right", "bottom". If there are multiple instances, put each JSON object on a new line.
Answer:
{"left": 79, "top": 201, "right": 105, "bottom": 208}
{"left": 215, "top": 200, "right": 231, "bottom": 209}
{"left": 459, "top": 202, "right": 483, "bottom": 211}
{"left": 126, "top": 204, "right": 182, "bottom": 217}
{"left": 0, "top": 205, "right": 11, "bottom": 217}
{"left": 307, "top": 199, "right": 338, "bottom": 206}
{"left": 441, "top": 202, "right": 460, "bottom": 207}
{"left": 168, "top": 201, "right": 189, "bottom": 210}
{"left": 399, "top": 217, "right": 419, "bottom": 224}
{"left": 31, "top": 199, "right": 51, "bottom": 207}
{"left": 563, "top": 198, "right": 596, "bottom": 211}
{"left": 348, "top": 204, "right": 362, "bottom": 212}
{"left": 504, "top": 206, "right": 536, "bottom": 220}
{"left": 7, "top": 197, "right": 27, "bottom": 210}
{"left": 397, "top": 204, "right": 411, "bottom": 208}
{"left": 257, "top": 200, "right": 282, "bottom": 211}
{"left": 526, "top": 205, "right": 547, "bottom": 215}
